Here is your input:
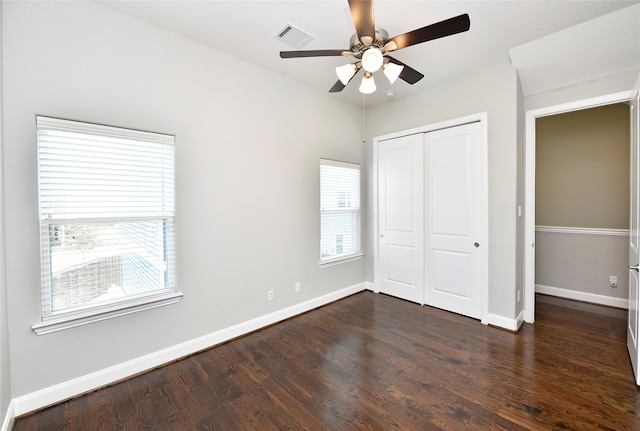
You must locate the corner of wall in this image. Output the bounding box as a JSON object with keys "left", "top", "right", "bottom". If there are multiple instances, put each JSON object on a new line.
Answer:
{"left": 515, "top": 73, "right": 526, "bottom": 317}
{"left": 0, "top": 0, "right": 14, "bottom": 427}
{"left": 1, "top": 401, "right": 14, "bottom": 431}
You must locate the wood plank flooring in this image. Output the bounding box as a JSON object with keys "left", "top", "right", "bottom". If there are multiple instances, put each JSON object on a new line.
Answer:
{"left": 13, "top": 292, "right": 640, "bottom": 430}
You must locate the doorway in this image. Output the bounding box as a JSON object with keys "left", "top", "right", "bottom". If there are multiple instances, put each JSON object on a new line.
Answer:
{"left": 523, "top": 91, "right": 634, "bottom": 323}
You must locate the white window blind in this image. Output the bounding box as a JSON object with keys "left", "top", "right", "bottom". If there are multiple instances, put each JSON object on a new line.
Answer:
{"left": 36, "top": 116, "right": 179, "bottom": 328}
{"left": 320, "top": 159, "right": 362, "bottom": 266}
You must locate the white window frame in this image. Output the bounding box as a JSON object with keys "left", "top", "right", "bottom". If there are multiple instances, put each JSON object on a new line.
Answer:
{"left": 320, "top": 159, "right": 363, "bottom": 267}
{"left": 33, "top": 116, "right": 181, "bottom": 335}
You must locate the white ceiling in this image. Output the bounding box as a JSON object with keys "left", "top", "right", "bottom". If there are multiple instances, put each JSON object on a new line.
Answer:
{"left": 100, "top": 0, "right": 640, "bottom": 106}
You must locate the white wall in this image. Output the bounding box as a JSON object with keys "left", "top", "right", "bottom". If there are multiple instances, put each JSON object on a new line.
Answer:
{"left": 3, "top": 1, "right": 363, "bottom": 398}
{"left": 0, "top": 0, "right": 14, "bottom": 423}
{"left": 365, "top": 62, "right": 520, "bottom": 320}
{"left": 524, "top": 69, "right": 640, "bottom": 112}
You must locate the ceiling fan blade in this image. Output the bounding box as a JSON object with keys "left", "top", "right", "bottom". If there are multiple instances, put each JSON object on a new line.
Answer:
{"left": 386, "top": 56, "right": 424, "bottom": 85}
{"left": 329, "top": 80, "right": 347, "bottom": 93}
{"left": 280, "top": 50, "right": 348, "bottom": 59}
{"left": 348, "top": 0, "right": 376, "bottom": 42}
{"left": 388, "top": 14, "right": 470, "bottom": 51}
{"left": 329, "top": 68, "right": 361, "bottom": 92}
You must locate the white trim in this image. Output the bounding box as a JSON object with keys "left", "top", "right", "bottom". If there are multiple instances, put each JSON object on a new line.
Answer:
{"left": 319, "top": 253, "right": 363, "bottom": 268}
{"left": 535, "top": 226, "right": 630, "bottom": 237}
{"left": 319, "top": 158, "right": 360, "bottom": 170}
{"left": 13, "top": 283, "right": 366, "bottom": 416}
{"left": 516, "top": 309, "right": 525, "bottom": 331}
{"left": 36, "top": 115, "right": 174, "bottom": 145}
{"left": 536, "top": 284, "right": 629, "bottom": 309}
{"left": 32, "top": 291, "right": 184, "bottom": 335}
{"left": 1, "top": 401, "right": 14, "bottom": 431}
{"left": 486, "top": 312, "right": 524, "bottom": 332}
{"left": 524, "top": 90, "right": 634, "bottom": 324}
{"left": 373, "top": 112, "right": 489, "bottom": 325}
{"left": 374, "top": 113, "right": 482, "bottom": 142}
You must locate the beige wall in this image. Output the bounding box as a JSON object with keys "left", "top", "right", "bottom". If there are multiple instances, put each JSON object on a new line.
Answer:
{"left": 536, "top": 103, "right": 630, "bottom": 229}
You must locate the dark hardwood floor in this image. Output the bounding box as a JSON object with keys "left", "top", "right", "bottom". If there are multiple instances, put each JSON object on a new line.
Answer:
{"left": 14, "top": 292, "right": 640, "bottom": 430}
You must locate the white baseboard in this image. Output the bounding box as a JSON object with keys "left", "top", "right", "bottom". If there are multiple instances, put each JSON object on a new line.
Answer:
{"left": 535, "top": 284, "right": 628, "bottom": 309}
{"left": 486, "top": 312, "right": 523, "bottom": 332}
{"left": 13, "top": 283, "right": 367, "bottom": 417}
{"left": 516, "top": 309, "right": 525, "bottom": 330}
{"left": 1, "top": 401, "right": 14, "bottom": 431}
{"left": 367, "top": 282, "right": 522, "bottom": 331}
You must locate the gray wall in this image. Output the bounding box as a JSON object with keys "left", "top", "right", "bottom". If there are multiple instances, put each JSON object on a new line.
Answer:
{"left": 364, "top": 62, "right": 521, "bottom": 320}
{"left": 0, "top": 0, "right": 13, "bottom": 422}
{"left": 3, "top": 1, "right": 363, "bottom": 397}
{"left": 535, "top": 231, "right": 629, "bottom": 299}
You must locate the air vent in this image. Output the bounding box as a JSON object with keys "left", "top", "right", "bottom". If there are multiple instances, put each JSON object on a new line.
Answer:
{"left": 274, "top": 23, "right": 314, "bottom": 49}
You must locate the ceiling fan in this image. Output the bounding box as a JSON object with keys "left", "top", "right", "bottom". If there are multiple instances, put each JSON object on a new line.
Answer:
{"left": 279, "top": 0, "right": 470, "bottom": 94}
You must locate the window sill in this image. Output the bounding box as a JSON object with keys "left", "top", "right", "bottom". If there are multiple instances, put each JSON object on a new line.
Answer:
{"left": 32, "top": 291, "right": 183, "bottom": 335}
{"left": 319, "top": 253, "right": 363, "bottom": 268}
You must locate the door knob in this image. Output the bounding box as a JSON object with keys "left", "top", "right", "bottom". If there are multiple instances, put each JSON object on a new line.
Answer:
{"left": 474, "top": 242, "right": 480, "bottom": 248}
{"left": 380, "top": 234, "right": 384, "bottom": 238}
{"left": 630, "top": 264, "right": 640, "bottom": 272}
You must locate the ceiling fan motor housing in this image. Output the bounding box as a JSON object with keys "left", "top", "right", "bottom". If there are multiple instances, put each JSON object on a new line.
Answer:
{"left": 349, "top": 28, "right": 390, "bottom": 57}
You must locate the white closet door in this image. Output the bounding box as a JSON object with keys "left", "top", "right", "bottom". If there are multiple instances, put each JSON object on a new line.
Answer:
{"left": 377, "top": 134, "right": 425, "bottom": 304}
{"left": 424, "top": 122, "right": 483, "bottom": 319}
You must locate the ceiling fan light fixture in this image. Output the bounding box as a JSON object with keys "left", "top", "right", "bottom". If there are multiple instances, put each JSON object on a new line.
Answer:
{"left": 383, "top": 62, "right": 404, "bottom": 84}
{"left": 336, "top": 63, "right": 357, "bottom": 85}
{"left": 361, "top": 47, "right": 383, "bottom": 73}
{"left": 359, "top": 72, "right": 376, "bottom": 94}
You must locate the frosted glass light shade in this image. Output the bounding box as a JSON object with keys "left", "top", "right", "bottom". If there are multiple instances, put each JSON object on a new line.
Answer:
{"left": 359, "top": 73, "right": 376, "bottom": 94}
{"left": 336, "top": 63, "right": 357, "bottom": 85}
{"left": 383, "top": 62, "right": 404, "bottom": 84}
{"left": 361, "top": 48, "right": 383, "bottom": 73}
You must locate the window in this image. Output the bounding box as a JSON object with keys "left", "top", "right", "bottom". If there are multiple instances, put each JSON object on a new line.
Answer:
{"left": 34, "top": 116, "right": 181, "bottom": 334}
{"left": 320, "top": 159, "right": 362, "bottom": 266}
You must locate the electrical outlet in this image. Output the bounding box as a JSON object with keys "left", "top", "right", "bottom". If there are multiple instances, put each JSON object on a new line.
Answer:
{"left": 609, "top": 275, "right": 618, "bottom": 288}
{"left": 517, "top": 290, "right": 521, "bottom": 303}
{"left": 267, "top": 289, "right": 274, "bottom": 301}
{"left": 295, "top": 282, "right": 301, "bottom": 293}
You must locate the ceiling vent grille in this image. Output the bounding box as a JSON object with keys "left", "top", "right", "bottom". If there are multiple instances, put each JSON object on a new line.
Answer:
{"left": 274, "top": 23, "right": 314, "bottom": 49}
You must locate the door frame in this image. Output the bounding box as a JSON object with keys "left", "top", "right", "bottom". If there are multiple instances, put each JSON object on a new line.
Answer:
{"left": 373, "top": 112, "right": 489, "bottom": 325}
{"left": 523, "top": 90, "right": 634, "bottom": 323}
